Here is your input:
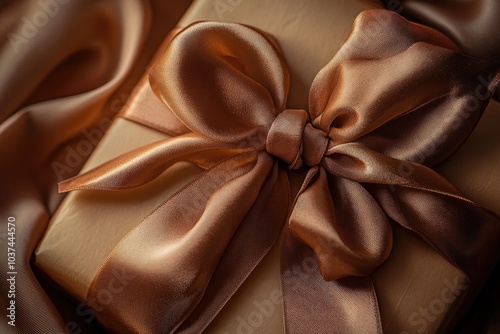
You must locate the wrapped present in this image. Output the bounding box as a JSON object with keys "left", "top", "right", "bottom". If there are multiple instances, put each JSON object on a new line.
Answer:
{"left": 35, "top": 0, "right": 500, "bottom": 333}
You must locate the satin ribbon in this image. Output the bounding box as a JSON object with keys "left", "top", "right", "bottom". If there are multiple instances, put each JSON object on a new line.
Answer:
{"left": 381, "top": 0, "right": 500, "bottom": 61}
{"left": 381, "top": 0, "right": 500, "bottom": 101}
{"left": 59, "top": 10, "right": 500, "bottom": 333}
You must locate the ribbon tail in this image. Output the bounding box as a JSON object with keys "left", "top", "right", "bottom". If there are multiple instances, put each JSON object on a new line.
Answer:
{"left": 326, "top": 143, "right": 500, "bottom": 285}
{"left": 58, "top": 133, "right": 245, "bottom": 192}
{"left": 176, "top": 161, "right": 290, "bottom": 333}
{"left": 85, "top": 151, "right": 275, "bottom": 333}
{"left": 365, "top": 182, "right": 500, "bottom": 332}
{"left": 288, "top": 166, "right": 392, "bottom": 280}
{"left": 281, "top": 228, "right": 383, "bottom": 334}
{"left": 366, "top": 183, "right": 500, "bottom": 286}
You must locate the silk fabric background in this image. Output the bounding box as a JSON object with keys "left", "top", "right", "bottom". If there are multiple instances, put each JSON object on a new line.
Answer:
{"left": 0, "top": 1, "right": 192, "bottom": 332}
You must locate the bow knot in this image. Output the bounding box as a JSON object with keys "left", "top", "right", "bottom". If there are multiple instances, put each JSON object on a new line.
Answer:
{"left": 57, "top": 13, "right": 500, "bottom": 334}
{"left": 266, "top": 108, "right": 329, "bottom": 169}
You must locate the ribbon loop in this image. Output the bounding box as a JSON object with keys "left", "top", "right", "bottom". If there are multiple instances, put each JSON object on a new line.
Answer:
{"left": 149, "top": 22, "right": 290, "bottom": 144}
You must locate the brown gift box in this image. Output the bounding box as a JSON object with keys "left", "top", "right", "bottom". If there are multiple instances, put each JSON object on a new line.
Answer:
{"left": 35, "top": 0, "right": 500, "bottom": 333}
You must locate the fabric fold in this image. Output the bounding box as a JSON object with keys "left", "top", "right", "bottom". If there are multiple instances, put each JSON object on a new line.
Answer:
{"left": 381, "top": 0, "right": 500, "bottom": 101}
{"left": 289, "top": 167, "right": 393, "bottom": 280}
{"left": 86, "top": 151, "right": 276, "bottom": 333}
{"left": 176, "top": 161, "right": 290, "bottom": 333}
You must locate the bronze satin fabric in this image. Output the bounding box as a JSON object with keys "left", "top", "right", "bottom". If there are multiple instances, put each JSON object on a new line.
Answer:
{"left": 60, "top": 10, "right": 500, "bottom": 333}
{"left": 380, "top": 1, "right": 500, "bottom": 328}
{"left": 381, "top": 0, "right": 500, "bottom": 60}
{"left": 380, "top": 0, "right": 500, "bottom": 100}
{"left": 0, "top": 1, "right": 192, "bottom": 333}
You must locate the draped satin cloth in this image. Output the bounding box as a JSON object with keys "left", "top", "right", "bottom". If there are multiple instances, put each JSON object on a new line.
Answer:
{"left": 0, "top": 1, "right": 192, "bottom": 333}
{"left": 59, "top": 10, "right": 500, "bottom": 333}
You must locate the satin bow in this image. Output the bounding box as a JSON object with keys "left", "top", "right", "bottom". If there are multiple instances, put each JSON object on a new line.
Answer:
{"left": 60, "top": 10, "right": 500, "bottom": 334}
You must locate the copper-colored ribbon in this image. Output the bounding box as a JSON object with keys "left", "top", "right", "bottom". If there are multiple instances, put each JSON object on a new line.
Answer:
{"left": 59, "top": 10, "right": 500, "bottom": 334}
{"left": 381, "top": 0, "right": 500, "bottom": 101}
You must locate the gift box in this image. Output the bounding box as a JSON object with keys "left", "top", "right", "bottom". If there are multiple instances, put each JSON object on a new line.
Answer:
{"left": 35, "top": 0, "right": 500, "bottom": 333}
